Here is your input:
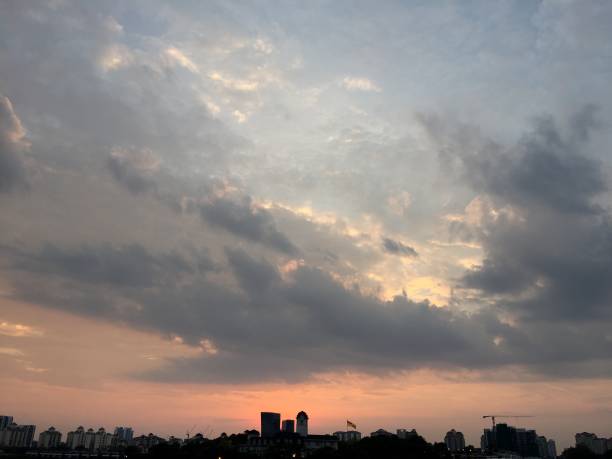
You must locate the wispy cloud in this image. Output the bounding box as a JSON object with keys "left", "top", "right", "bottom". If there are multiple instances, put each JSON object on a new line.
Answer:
{"left": 0, "top": 320, "right": 43, "bottom": 337}
{"left": 341, "top": 76, "right": 381, "bottom": 92}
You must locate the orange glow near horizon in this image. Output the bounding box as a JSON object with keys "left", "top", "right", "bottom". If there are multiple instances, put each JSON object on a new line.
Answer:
{"left": 1, "top": 297, "right": 611, "bottom": 450}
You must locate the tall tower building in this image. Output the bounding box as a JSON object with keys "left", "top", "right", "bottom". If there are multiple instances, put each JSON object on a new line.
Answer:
{"left": 296, "top": 411, "right": 308, "bottom": 437}
{"left": 445, "top": 429, "right": 466, "bottom": 452}
{"left": 281, "top": 420, "right": 295, "bottom": 433}
{"left": 260, "top": 412, "right": 281, "bottom": 438}
{"left": 0, "top": 416, "right": 13, "bottom": 430}
{"left": 66, "top": 426, "right": 86, "bottom": 449}
{"left": 39, "top": 427, "right": 62, "bottom": 449}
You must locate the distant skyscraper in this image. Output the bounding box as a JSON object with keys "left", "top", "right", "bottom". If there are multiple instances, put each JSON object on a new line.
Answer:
{"left": 260, "top": 412, "right": 281, "bottom": 437}
{"left": 536, "top": 436, "right": 549, "bottom": 458}
{"left": 66, "top": 426, "right": 86, "bottom": 449}
{"left": 547, "top": 439, "right": 557, "bottom": 458}
{"left": 114, "top": 426, "right": 134, "bottom": 442}
{"left": 0, "top": 423, "right": 36, "bottom": 447}
{"left": 0, "top": 416, "right": 13, "bottom": 431}
{"left": 281, "top": 420, "right": 295, "bottom": 433}
{"left": 39, "top": 427, "right": 62, "bottom": 449}
{"left": 93, "top": 427, "right": 113, "bottom": 451}
{"left": 445, "top": 429, "right": 466, "bottom": 452}
{"left": 576, "top": 432, "right": 609, "bottom": 455}
{"left": 296, "top": 411, "right": 309, "bottom": 437}
{"left": 84, "top": 428, "right": 96, "bottom": 450}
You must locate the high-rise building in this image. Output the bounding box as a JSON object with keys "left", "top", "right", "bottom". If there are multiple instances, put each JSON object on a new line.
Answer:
{"left": 576, "top": 432, "right": 609, "bottom": 455}
{"left": 260, "top": 412, "right": 281, "bottom": 438}
{"left": 0, "top": 423, "right": 36, "bottom": 448}
{"left": 547, "top": 439, "right": 557, "bottom": 458}
{"left": 536, "top": 436, "right": 549, "bottom": 458}
{"left": 114, "top": 426, "right": 133, "bottom": 441}
{"left": 0, "top": 416, "right": 14, "bottom": 430}
{"left": 38, "top": 427, "right": 62, "bottom": 449}
{"left": 296, "top": 411, "right": 309, "bottom": 437}
{"left": 445, "top": 429, "right": 466, "bottom": 452}
{"left": 93, "top": 427, "right": 113, "bottom": 451}
{"left": 281, "top": 420, "right": 295, "bottom": 433}
{"left": 516, "top": 429, "right": 539, "bottom": 457}
{"left": 66, "top": 426, "right": 86, "bottom": 449}
{"left": 84, "top": 428, "right": 96, "bottom": 450}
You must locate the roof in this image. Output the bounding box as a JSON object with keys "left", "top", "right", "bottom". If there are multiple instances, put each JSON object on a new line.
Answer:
{"left": 296, "top": 411, "right": 309, "bottom": 419}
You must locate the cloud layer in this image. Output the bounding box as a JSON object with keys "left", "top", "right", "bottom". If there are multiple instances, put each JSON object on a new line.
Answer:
{"left": 0, "top": 1, "right": 611, "bottom": 389}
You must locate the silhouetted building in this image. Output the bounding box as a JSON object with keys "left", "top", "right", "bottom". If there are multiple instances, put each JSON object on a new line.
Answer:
{"left": 93, "top": 427, "right": 113, "bottom": 451}
{"left": 445, "top": 429, "right": 466, "bottom": 452}
{"left": 371, "top": 428, "right": 394, "bottom": 437}
{"left": 242, "top": 433, "right": 338, "bottom": 455}
{"left": 482, "top": 423, "right": 540, "bottom": 457}
{"left": 547, "top": 439, "right": 557, "bottom": 458}
{"left": 334, "top": 430, "right": 362, "bottom": 442}
{"left": 133, "top": 433, "right": 165, "bottom": 452}
{"left": 537, "top": 436, "right": 548, "bottom": 458}
{"left": 38, "top": 427, "right": 62, "bottom": 449}
{"left": 0, "top": 416, "right": 14, "bottom": 431}
{"left": 0, "top": 423, "right": 36, "bottom": 447}
{"left": 261, "top": 412, "right": 281, "bottom": 438}
{"left": 114, "top": 426, "right": 133, "bottom": 443}
{"left": 66, "top": 426, "right": 86, "bottom": 449}
{"left": 516, "top": 428, "right": 539, "bottom": 457}
{"left": 397, "top": 428, "right": 418, "bottom": 439}
{"left": 84, "top": 428, "right": 96, "bottom": 450}
{"left": 296, "top": 411, "right": 309, "bottom": 437}
{"left": 576, "top": 433, "right": 610, "bottom": 455}
{"left": 281, "top": 420, "right": 295, "bottom": 433}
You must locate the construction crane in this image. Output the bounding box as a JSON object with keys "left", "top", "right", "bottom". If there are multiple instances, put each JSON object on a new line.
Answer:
{"left": 482, "top": 415, "right": 534, "bottom": 429}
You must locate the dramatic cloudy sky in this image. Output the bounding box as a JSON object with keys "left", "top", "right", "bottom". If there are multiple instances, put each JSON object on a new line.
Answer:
{"left": 1, "top": 0, "right": 612, "bottom": 448}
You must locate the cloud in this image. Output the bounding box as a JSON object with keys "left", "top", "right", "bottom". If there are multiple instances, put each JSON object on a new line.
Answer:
{"left": 199, "top": 196, "right": 298, "bottom": 255}
{"left": 7, "top": 243, "right": 214, "bottom": 288}
{"left": 0, "top": 321, "right": 43, "bottom": 337}
{"left": 165, "top": 47, "right": 200, "bottom": 74}
{"left": 0, "top": 94, "right": 29, "bottom": 192}
{"left": 424, "top": 107, "right": 612, "bottom": 322}
{"left": 341, "top": 76, "right": 381, "bottom": 92}
{"left": 0, "top": 347, "right": 25, "bottom": 357}
{"left": 107, "top": 147, "right": 160, "bottom": 195}
{"left": 382, "top": 237, "right": 418, "bottom": 257}
{"left": 5, "top": 241, "right": 612, "bottom": 383}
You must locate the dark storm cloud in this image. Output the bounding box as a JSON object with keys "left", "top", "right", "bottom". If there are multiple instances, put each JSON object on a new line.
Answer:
{"left": 199, "top": 196, "right": 298, "bottom": 255}
{"left": 0, "top": 95, "right": 28, "bottom": 192}
{"left": 382, "top": 237, "right": 418, "bottom": 257}
{"left": 460, "top": 108, "right": 606, "bottom": 214}
{"left": 5, "top": 242, "right": 612, "bottom": 383}
{"left": 5, "top": 243, "right": 214, "bottom": 288}
{"left": 426, "top": 107, "right": 612, "bottom": 322}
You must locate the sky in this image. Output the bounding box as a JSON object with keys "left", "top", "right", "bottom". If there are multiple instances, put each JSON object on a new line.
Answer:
{"left": 1, "top": 0, "right": 612, "bottom": 450}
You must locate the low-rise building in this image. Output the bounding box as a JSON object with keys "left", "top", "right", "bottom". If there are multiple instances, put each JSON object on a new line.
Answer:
{"left": 370, "top": 428, "right": 395, "bottom": 437}
{"left": 334, "top": 430, "right": 362, "bottom": 442}
{"left": 397, "top": 429, "right": 419, "bottom": 439}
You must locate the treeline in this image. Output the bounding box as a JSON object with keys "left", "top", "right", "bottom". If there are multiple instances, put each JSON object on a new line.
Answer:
{"left": 144, "top": 435, "right": 450, "bottom": 459}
